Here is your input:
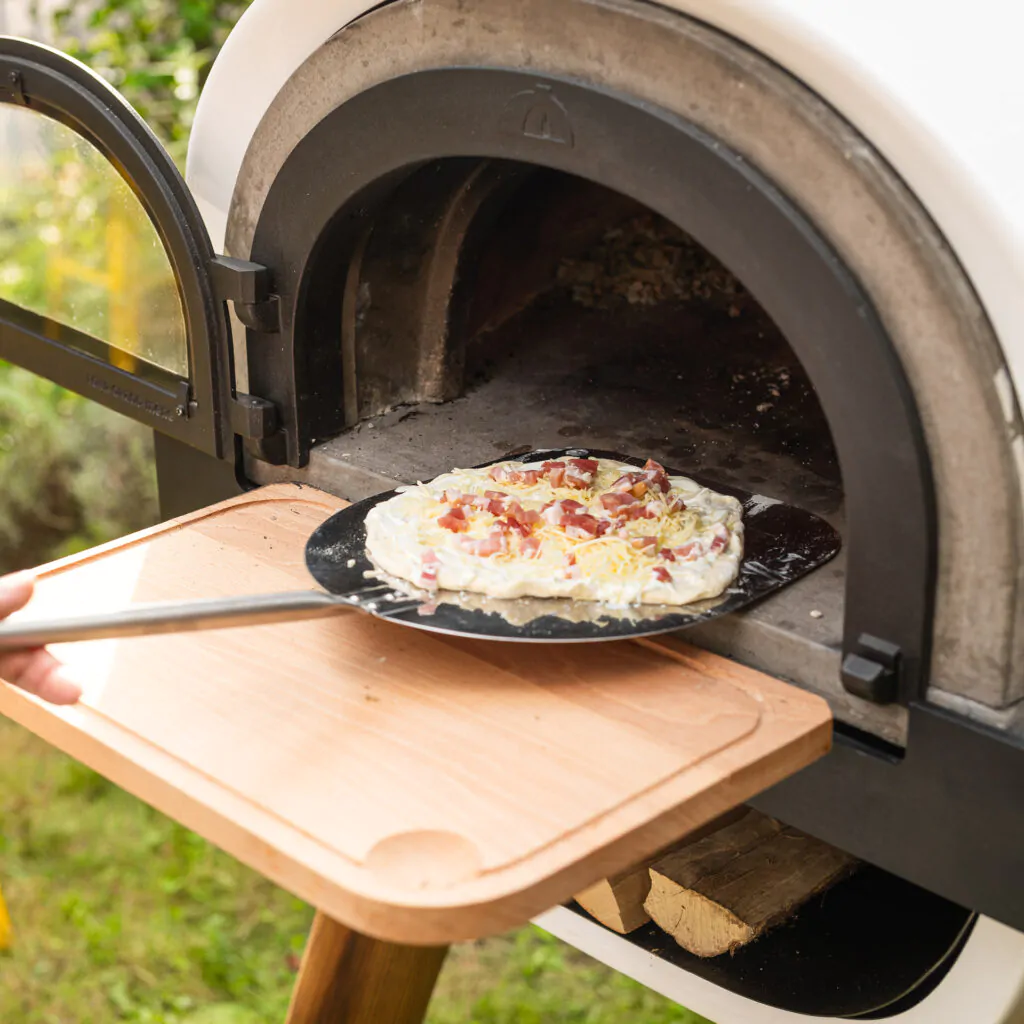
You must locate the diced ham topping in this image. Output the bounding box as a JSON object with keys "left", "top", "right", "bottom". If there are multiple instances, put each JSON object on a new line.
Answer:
{"left": 436, "top": 458, "right": 711, "bottom": 572}
{"left": 445, "top": 490, "right": 503, "bottom": 514}
{"left": 618, "top": 503, "right": 657, "bottom": 522}
{"left": 610, "top": 472, "right": 642, "bottom": 493}
{"left": 541, "top": 461, "right": 566, "bottom": 487}
{"left": 708, "top": 524, "right": 730, "bottom": 553}
{"left": 563, "top": 513, "right": 603, "bottom": 539}
{"left": 673, "top": 540, "right": 702, "bottom": 561}
{"left": 489, "top": 465, "right": 542, "bottom": 486}
{"left": 420, "top": 550, "right": 440, "bottom": 589}
{"left": 498, "top": 515, "right": 533, "bottom": 537}
{"left": 460, "top": 531, "right": 508, "bottom": 557}
{"left": 438, "top": 506, "right": 469, "bottom": 533}
{"left": 630, "top": 535, "right": 658, "bottom": 554}
{"left": 542, "top": 498, "right": 585, "bottom": 526}
{"left": 641, "top": 458, "right": 671, "bottom": 494}
{"left": 600, "top": 491, "right": 639, "bottom": 512}
{"left": 564, "top": 457, "right": 598, "bottom": 490}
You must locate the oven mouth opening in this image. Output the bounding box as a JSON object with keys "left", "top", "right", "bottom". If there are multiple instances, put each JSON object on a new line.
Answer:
{"left": 338, "top": 162, "right": 843, "bottom": 527}
{"left": 241, "top": 64, "right": 935, "bottom": 718}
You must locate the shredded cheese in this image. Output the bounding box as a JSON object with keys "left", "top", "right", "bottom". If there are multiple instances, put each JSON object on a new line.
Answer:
{"left": 364, "top": 457, "right": 743, "bottom": 606}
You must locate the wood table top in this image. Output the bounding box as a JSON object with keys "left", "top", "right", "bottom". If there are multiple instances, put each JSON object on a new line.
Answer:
{"left": 0, "top": 484, "right": 831, "bottom": 943}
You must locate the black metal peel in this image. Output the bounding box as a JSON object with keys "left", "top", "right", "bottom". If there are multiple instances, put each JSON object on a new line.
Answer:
{"left": 0, "top": 449, "right": 840, "bottom": 648}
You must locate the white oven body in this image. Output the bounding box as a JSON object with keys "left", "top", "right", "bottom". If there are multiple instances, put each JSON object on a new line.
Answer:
{"left": 188, "top": 0, "right": 1024, "bottom": 400}
{"left": 183, "top": 2, "right": 1024, "bottom": 1019}
{"left": 537, "top": 907, "right": 1024, "bottom": 1024}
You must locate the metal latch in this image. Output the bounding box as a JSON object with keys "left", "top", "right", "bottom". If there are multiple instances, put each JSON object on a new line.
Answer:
{"left": 230, "top": 393, "right": 278, "bottom": 440}
{"left": 209, "top": 255, "right": 281, "bottom": 333}
{"left": 841, "top": 634, "right": 901, "bottom": 704}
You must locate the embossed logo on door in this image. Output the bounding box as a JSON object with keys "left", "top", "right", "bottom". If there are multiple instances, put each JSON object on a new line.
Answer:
{"left": 499, "top": 85, "right": 575, "bottom": 147}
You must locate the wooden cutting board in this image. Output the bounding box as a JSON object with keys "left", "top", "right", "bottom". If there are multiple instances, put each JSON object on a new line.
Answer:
{"left": 0, "top": 484, "right": 831, "bottom": 944}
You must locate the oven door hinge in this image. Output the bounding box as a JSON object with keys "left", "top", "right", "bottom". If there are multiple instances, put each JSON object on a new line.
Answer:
{"left": 5, "top": 71, "right": 28, "bottom": 105}
{"left": 230, "top": 392, "right": 278, "bottom": 439}
{"left": 209, "top": 255, "right": 281, "bottom": 333}
{"left": 229, "top": 392, "right": 287, "bottom": 464}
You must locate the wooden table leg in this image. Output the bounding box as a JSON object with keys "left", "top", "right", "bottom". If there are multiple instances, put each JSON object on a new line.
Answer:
{"left": 285, "top": 911, "right": 448, "bottom": 1024}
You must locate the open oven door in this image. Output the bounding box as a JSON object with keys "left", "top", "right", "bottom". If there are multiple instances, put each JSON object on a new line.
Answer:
{"left": 0, "top": 37, "right": 273, "bottom": 461}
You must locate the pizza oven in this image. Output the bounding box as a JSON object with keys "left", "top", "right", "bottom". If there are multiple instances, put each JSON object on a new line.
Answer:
{"left": 3, "top": 0, "right": 1024, "bottom": 1019}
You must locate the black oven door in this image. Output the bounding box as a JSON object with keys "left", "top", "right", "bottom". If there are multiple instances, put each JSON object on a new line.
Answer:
{"left": 0, "top": 37, "right": 256, "bottom": 460}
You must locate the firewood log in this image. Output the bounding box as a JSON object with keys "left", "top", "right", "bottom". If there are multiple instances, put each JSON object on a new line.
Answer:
{"left": 644, "top": 809, "right": 856, "bottom": 956}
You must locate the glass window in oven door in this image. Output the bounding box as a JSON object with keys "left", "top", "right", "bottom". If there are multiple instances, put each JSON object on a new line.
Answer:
{"left": 0, "top": 103, "right": 188, "bottom": 378}
{"left": 0, "top": 37, "right": 232, "bottom": 460}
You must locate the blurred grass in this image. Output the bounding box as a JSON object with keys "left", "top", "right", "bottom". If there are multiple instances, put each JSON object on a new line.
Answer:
{"left": 0, "top": 717, "right": 710, "bottom": 1024}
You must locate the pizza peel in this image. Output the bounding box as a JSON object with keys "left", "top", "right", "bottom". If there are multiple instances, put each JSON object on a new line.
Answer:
{"left": 0, "top": 448, "right": 840, "bottom": 648}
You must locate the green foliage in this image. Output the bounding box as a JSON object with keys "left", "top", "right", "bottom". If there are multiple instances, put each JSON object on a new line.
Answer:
{"left": 41, "top": 0, "right": 251, "bottom": 166}
{"left": 0, "top": 363, "right": 158, "bottom": 571}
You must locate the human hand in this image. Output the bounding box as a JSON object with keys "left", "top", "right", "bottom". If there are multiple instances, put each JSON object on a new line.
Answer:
{"left": 0, "top": 572, "right": 81, "bottom": 705}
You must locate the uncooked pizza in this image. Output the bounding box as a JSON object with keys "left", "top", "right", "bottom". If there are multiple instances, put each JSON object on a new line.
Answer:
{"left": 364, "top": 456, "right": 744, "bottom": 606}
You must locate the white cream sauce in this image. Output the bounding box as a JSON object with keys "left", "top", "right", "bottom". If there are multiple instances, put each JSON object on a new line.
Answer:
{"left": 364, "top": 458, "right": 743, "bottom": 606}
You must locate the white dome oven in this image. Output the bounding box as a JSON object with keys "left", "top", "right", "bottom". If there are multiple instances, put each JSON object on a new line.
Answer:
{"left": 2, "top": 2, "right": 1024, "bottom": 1019}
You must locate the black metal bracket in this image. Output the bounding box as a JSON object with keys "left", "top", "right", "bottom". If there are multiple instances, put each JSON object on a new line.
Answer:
{"left": 6, "top": 69, "right": 27, "bottom": 105}
{"left": 209, "top": 255, "right": 281, "bottom": 333}
{"left": 229, "top": 393, "right": 277, "bottom": 439}
{"left": 841, "top": 634, "right": 901, "bottom": 704}
{"left": 229, "top": 393, "right": 287, "bottom": 464}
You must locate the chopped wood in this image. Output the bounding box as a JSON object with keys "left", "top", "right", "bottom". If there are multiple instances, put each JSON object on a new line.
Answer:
{"left": 575, "top": 865, "right": 653, "bottom": 934}
{"left": 574, "top": 808, "right": 748, "bottom": 934}
{"left": 644, "top": 808, "right": 857, "bottom": 957}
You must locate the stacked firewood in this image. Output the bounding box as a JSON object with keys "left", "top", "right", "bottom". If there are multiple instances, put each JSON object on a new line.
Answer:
{"left": 574, "top": 808, "right": 856, "bottom": 957}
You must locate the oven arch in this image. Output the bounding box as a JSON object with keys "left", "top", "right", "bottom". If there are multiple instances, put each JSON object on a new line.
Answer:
{"left": 223, "top": 0, "right": 1024, "bottom": 724}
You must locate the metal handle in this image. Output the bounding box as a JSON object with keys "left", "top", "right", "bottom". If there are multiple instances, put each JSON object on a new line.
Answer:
{"left": 0, "top": 590, "right": 358, "bottom": 650}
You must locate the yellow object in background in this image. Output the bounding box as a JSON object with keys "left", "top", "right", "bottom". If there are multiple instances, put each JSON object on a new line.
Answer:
{"left": 0, "top": 883, "right": 11, "bottom": 950}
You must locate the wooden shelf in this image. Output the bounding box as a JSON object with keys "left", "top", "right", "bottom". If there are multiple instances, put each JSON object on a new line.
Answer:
{"left": 0, "top": 485, "right": 831, "bottom": 944}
